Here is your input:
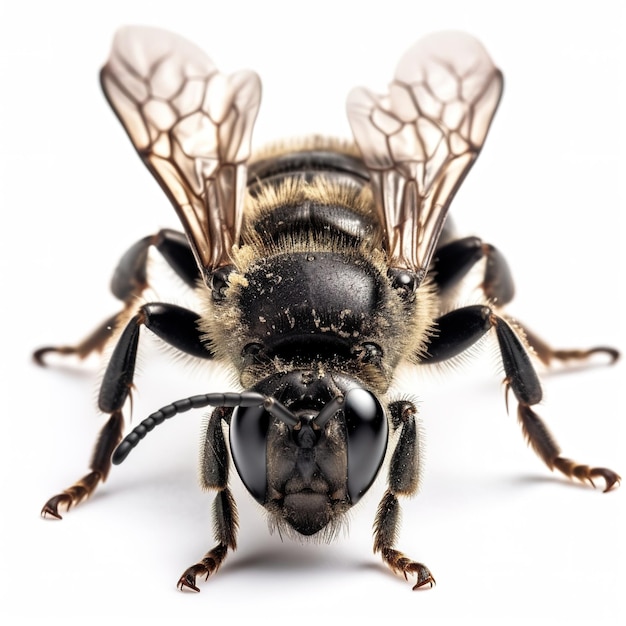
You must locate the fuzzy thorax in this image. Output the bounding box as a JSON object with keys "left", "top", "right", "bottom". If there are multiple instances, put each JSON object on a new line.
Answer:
{"left": 198, "top": 174, "right": 438, "bottom": 396}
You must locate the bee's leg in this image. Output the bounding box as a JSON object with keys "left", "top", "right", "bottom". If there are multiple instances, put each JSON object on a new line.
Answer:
{"left": 33, "top": 229, "right": 198, "bottom": 364}
{"left": 41, "top": 302, "right": 214, "bottom": 519}
{"left": 373, "top": 400, "right": 435, "bottom": 590}
{"left": 513, "top": 323, "right": 619, "bottom": 368}
{"left": 431, "top": 237, "right": 618, "bottom": 366}
{"left": 33, "top": 313, "right": 120, "bottom": 365}
{"left": 110, "top": 228, "right": 199, "bottom": 299}
{"left": 41, "top": 410, "right": 124, "bottom": 519}
{"left": 492, "top": 316, "right": 620, "bottom": 491}
{"left": 432, "top": 236, "right": 514, "bottom": 305}
{"left": 178, "top": 408, "right": 238, "bottom": 592}
{"left": 423, "top": 305, "right": 621, "bottom": 491}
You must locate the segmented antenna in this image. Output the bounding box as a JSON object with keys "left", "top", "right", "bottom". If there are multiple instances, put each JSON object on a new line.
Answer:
{"left": 112, "top": 392, "right": 298, "bottom": 464}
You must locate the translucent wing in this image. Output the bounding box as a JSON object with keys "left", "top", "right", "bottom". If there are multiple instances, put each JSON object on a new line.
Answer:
{"left": 101, "top": 26, "right": 261, "bottom": 272}
{"left": 347, "top": 31, "right": 503, "bottom": 274}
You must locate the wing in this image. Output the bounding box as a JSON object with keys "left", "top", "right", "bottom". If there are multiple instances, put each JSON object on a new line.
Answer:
{"left": 347, "top": 31, "right": 503, "bottom": 275}
{"left": 100, "top": 26, "right": 261, "bottom": 273}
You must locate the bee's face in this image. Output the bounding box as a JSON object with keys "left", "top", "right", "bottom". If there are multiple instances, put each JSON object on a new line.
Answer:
{"left": 265, "top": 416, "right": 350, "bottom": 536}
{"left": 229, "top": 371, "right": 388, "bottom": 537}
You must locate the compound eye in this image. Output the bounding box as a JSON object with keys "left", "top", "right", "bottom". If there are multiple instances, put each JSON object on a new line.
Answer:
{"left": 229, "top": 404, "right": 269, "bottom": 504}
{"left": 344, "top": 389, "right": 388, "bottom": 503}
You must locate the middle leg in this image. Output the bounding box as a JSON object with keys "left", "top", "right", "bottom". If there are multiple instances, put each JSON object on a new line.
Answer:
{"left": 42, "top": 302, "right": 215, "bottom": 519}
{"left": 422, "top": 305, "right": 620, "bottom": 491}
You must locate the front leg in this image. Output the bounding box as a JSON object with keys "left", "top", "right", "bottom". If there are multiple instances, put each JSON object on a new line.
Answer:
{"left": 177, "top": 489, "right": 238, "bottom": 591}
{"left": 178, "top": 408, "right": 238, "bottom": 592}
{"left": 42, "top": 302, "right": 213, "bottom": 519}
{"left": 373, "top": 400, "right": 435, "bottom": 590}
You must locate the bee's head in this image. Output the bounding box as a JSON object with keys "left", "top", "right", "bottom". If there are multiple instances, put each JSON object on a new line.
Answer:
{"left": 230, "top": 371, "right": 388, "bottom": 537}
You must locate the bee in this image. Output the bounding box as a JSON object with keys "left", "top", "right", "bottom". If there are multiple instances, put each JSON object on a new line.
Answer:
{"left": 36, "top": 26, "right": 620, "bottom": 592}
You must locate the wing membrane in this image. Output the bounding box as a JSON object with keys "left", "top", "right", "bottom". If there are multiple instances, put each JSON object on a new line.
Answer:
{"left": 347, "top": 31, "right": 503, "bottom": 273}
{"left": 101, "top": 26, "right": 261, "bottom": 272}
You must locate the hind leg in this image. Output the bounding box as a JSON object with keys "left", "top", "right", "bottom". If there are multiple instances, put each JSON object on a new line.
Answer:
{"left": 34, "top": 229, "right": 198, "bottom": 365}
{"left": 431, "top": 236, "right": 619, "bottom": 366}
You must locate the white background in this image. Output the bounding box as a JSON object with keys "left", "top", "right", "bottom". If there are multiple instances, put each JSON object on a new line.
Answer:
{"left": 1, "top": 1, "right": 624, "bottom": 624}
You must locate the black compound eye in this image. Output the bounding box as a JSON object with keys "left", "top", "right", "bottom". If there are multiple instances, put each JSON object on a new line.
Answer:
{"left": 344, "top": 389, "right": 388, "bottom": 503}
{"left": 229, "top": 405, "right": 269, "bottom": 504}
